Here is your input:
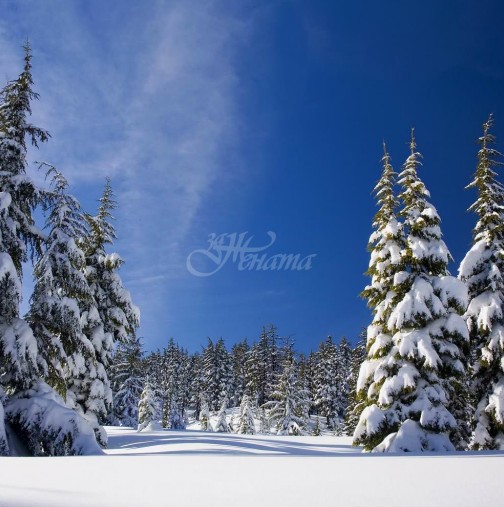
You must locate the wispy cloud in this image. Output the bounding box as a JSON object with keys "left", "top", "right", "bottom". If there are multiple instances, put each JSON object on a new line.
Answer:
{"left": 0, "top": 0, "right": 251, "bottom": 342}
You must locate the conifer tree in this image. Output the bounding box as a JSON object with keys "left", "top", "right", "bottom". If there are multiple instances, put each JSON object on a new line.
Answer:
{"left": 230, "top": 339, "right": 249, "bottom": 407}
{"left": 71, "top": 180, "right": 139, "bottom": 445}
{"left": 0, "top": 44, "right": 48, "bottom": 455}
{"left": 28, "top": 165, "right": 92, "bottom": 397}
{"left": 264, "top": 351, "right": 309, "bottom": 436}
{"left": 353, "top": 144, "right": 403, "bottom": 448}
{"left": 138, "top": 378, "right": 159, "bottom": 431}
{"left": 245, "top": 324, "right": 279, "bottom": 406}
{"left": 313, "top": 336, "right": 339, "bottom": 428}
{"left": 214, "top": 398, "right": 230, "bottom": 433}
{"left": 0, "top": 44, "right": 48, "bottom": 396}
{"left": 110, "top": 336, "right": 144, "bottom": 427}
{"left": 344, "top": 335, "right": 366, "bottom": 436}
{"left": 355, "top": 133, "right": 468, "bottom": 451}
{"left": 236, "top": 394, "right": 255, "bottom": 435}
{"left": 459, "top": 115, "right": 504, "bottom": 449}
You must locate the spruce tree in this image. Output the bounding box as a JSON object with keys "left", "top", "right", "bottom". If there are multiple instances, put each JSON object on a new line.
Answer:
{"left": 138, "top": 377, "right": 159, "bottom": 431}
{"left": 344, "top": 335, "right": 366, "bottom": 436}
{"left": 0, "top": 44, "right": 48, "bottom": 455}
{"left": 69, "top": 179, "right": 140, "bottom": 446}
{"left": 110, "top": 336, "right": 144, "bottom": 427}
{"left": 230, "top": 339, "right": 249, "bottom": 407}
{"left": 236, "top": 394, "right": 255, "bottom": 435}
{"left": 214, "top": 398, "right": 230, "bottom": 433}
{"left": 313, "top": 336, "right": 339, "bottom": 429}
{"left": 0, "top": 44, "right": 48, "bottom": 394}
{"left": 353, "top": 144, "right": 404, "bottom": 448}
{"left": 355, "top": 133, "right": 468, "bottom": 451}
{"left": 264, "top": 351, "right": 309, "bottom": 436}
{"left": 459, "top": 115, "right": 504, "bottom": 449}
{"left": 28, "top": 165, "right": 92, "bottom": 397}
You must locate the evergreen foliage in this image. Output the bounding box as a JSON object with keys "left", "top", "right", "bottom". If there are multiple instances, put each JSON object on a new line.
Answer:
{"left": 355, "top": 132, "right": 468, "bottom": 452}
{"left": 138, "top": 378, "right": 159, "bottom": 431}
{"left": 110, "top": 336, "right": 144, "bottom": 428}
{"left": 459, "top": 115, "right": 504, "bottom": 449}
{"left": 236, "top": 394, "right": 255, "bottom": 435}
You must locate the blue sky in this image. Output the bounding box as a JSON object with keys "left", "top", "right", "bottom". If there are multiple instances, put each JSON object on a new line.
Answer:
{"left": 2, "top": 0, "right": 504, "bottom": 353}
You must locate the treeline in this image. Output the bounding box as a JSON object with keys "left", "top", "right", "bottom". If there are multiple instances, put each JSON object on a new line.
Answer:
{"left": 109, "top": 326, "right": 366, "bottom": 435}
{"left": 0, "top": 46, "right": 139, "bottom": 456}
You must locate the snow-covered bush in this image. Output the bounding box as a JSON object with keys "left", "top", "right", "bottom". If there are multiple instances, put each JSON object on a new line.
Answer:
{"left": 214, "top": 398, "right": 230, "bottom": 433}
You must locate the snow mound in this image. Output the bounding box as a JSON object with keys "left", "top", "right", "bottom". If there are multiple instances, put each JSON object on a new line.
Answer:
{"left": 138, "top": 420, "right": 163, "bottom": 432}
{"left": 5, "top": 380, "right": 103, "bottom": 456}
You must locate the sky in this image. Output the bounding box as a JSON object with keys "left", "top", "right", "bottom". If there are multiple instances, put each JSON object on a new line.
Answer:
{"left": 1, "top": 0, "right": 504, "bottom": 353}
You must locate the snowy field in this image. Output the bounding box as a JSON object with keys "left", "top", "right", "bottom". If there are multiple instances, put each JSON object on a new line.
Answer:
{"left": 1, "top": 427, "right": 503, "bottom": 507}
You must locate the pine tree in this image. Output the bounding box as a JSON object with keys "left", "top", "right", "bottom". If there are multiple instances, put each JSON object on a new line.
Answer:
{"left": 355, "top": 132, "right": 468, "bottom": 452}
{"left": 236, "top": 394, "right": 255, "bottom": 434}
{"left": 110, "top": 336, "right": 144, "bottom": 427}
{"left": 230, "top": 339, "right": 249, "bottom": 407}
{"left": 138, "top": 378, "right": 159, "bottom": 431}
{"left": 69, "top": 179, "right": 140, "bottom": 446}
{"left": 28, "top": 165, "right": 92, "bottom": 398}
{"left": 160, "top": 338, "right": 182, "bottom": 428}
{"left": 313, "top": 336, "right": 339, "bottom": 429}
{"left": 189, "top": 353, "right": 205, "bottom": 420}
{"left": 344, "top": 335, "right": 366, "bottom": 436}
{"left": 459, "top": 115, "right": 504, "bottom": 449}
{"left": 244, "top": 324, "right": 279, "bottom": 406}
{"left": 0, "top": 44, "right": 48, "bottom": 455}
{"left": 353, "top": 144, "right": 404, "bottom": 448}
{"left": 0, "top": 44, "right": 48, "bottom": 392}
{"left": 264, "top": 350, "right": 309, "bottom": 436}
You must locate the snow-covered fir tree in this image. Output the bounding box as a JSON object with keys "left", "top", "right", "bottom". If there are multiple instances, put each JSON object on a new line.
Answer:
{"left": 138, "top": 378, "right": 159, "bottom": 431}
{"left": 160, "top": 338, "right": 183, "bottom": 428}
{"left": 214, "top": 398, "right": 230, "bottom": 433}
{"left": 298, "top": 351, "right": 317, "bottom": 416}
{"left": 0, "top": 46, "right": 49, "bottom": 455}
{"left": 189, "top": 353, "right": 205, "bottom": 420}
{"left": 0, "top": 47, "right": 102, "bottom": 456}
{"left": 355, "top": 132, "right": 468, "bottom": 452}
{"left": 69, "top": 179, "right": 140, "bottom": 446}
{"left": 264, "top": 349, "right": 309, "bottom": 436}
{"left": 245, "top": 324, "right": 279, "bottom": 406}
{"left": 353, "top": 144, "right": 404, "bottom": 448}
{"left": 199, "top": 397, "right": 212, "bottom": 432}
{"left": 343, "top": 335, "right": 366, "bottom": 436}
{"left": 333, "top": 337, "right": 352, "bottom": 434}
{"left": 0, "top": 44, "right": 48, "bottom": 405}
{"left": 110, "top": 336, "right": 144, "bottom": 427}
{"left": 28, "top": 165, "right": 92, "bottom": 397}
{"left": 201, "top": 338, "right": 232, "bottom": 411}
{"left": 230, "top": 339, "right": 249, "bottom": 407}
{"left": 459, "top": 115, "right": 504, "bottom": 449}
{"left": 313, "top": 336, "right": 339, "bottom": 428}
{"left": 236, "top": 394, "right": 255, "bottom": 435}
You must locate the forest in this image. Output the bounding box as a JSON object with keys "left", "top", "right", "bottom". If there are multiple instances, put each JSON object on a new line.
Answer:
{"left": 1, "top": 45, "right": 504, "bottom": 457}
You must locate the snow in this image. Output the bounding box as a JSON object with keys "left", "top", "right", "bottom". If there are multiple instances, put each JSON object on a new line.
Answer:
{"left": 5, "top": 381, "right": 103, "bottom": 456}
{"left": 0, "top": 426, "right": 503, "bottom": 507}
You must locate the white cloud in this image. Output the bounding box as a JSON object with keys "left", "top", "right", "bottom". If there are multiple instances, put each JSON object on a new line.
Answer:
{"left": 0, "top": 0, "right": 251, "bottom": 342}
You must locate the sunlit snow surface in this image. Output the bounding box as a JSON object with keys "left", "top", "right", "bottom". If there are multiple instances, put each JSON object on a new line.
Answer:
{"left": 1, "top": 426, "right": 503, "bottom": 507}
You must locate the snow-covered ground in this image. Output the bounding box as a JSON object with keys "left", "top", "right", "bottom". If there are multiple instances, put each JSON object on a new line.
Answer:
{"left": 1, "top": 426, "right": 503, "bottom": 507}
